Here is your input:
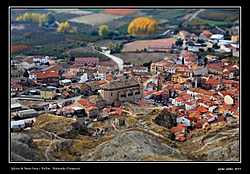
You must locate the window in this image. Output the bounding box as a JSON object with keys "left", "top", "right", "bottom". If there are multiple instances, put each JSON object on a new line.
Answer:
{"left": 111, "top": 93, "right": 113, "bottom": 96}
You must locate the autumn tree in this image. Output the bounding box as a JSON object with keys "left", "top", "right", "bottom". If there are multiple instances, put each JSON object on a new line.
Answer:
{"left": 39, "top": 14, "right": 46, "bottom": 27}
{"left": 99, "top": 24, "right": 110, "bottom": 38}
{"left": 57, "top": 21, "right": 70, "bottom": 33}
{"left": 16, "top": 12, "right": 41, "bottom": 22}
{"left": 127, "top": 17, "right": 158, "bottom": 37}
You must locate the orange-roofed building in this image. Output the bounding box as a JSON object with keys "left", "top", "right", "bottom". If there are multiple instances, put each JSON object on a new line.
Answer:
{"left": 175, "top": 133, "right": 186, "bottom": 142}
{"left": 36, "top": 71, "right": 59, "bottom": 83}
{"left": 196, "top": 105, "right": 208, "bottom": 113}
{"left": 199, "top": 30, "right": 213, "bottom": 41}
{"left": 11, "top": 83, "right": 23, "bottom": 92}
{"left": 61, "top": 91, "right": 70, "bottom": 99}
{"left": 115, "top": 108, "right": 123, "bottom": 115}
{"left": 205, "top": 79, "right": 220, "bottom": 90}
{"left": 106, "top": 77, "right": 113, "bottom": 82}
{"left": 98, "top": 79, "right": 107, "bottom": 85}
{"left": 178, "top": 122, "right": 188, "bottom": 127}
{"left": 85, "top": 105, "right": 98, "bottom": 118}
{"left": 170, "top": 126, "right": 185, "bottom": 135}
{"left": 77, "top": 99, "right": 93, "bottom": 108}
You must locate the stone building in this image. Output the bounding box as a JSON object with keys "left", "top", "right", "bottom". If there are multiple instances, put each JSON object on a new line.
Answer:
{"left": 40, "top": 88, "right": 57, "bottom": 99}
{"left": 100, "top": 76, "right": 144, "bottom": 105}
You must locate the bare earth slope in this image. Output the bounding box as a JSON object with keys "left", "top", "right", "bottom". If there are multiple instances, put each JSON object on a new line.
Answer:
{"left": 10, "top": 102, "right": 240, "bottom": 162}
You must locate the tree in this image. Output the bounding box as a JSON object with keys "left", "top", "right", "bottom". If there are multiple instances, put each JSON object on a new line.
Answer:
{"left": 45, "top": 12, "right": 55, "bottom": 25}
{"left": 57, "top": 21, "right": 70, "bottom": 33}
{"left": 90, "top": 30, "right": 99, "bottom": 36}
{"left": 99, "top": 25, "right": 109, "bottom": 38}
{"left": 39, "top": 14, "right": 46, "bottom": 27}
{"left": 178, "top": 23, "right": 182, "bottom": 29}
{"left": 23, "top": 69, "right": 29, "bottom": 78}
{"left": 69, "top": 56, "right": 75, "bottom": 61}
{"left": 127, "top": 17, "right": 158, "bottom": 37}
{"left": 197, "top": 39, "right": 205, "bottom": 43}
{"left": 203, "top": 57, "right": 208, "bottom": 67}
{"left": 175, "top": 38, "right": 184, "bottom": 47}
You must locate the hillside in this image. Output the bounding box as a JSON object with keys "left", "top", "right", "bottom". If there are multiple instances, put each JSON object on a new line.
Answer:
{"left": 10, "top": 102, "right": 240, "bottom": 162}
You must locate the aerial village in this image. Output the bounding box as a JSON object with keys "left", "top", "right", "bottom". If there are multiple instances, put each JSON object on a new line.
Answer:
{"left": 10, "top": 29, "right": 240, "bottom": 143}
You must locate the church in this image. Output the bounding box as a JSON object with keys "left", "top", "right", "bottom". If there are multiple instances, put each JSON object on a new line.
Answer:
{"left": 100, "top": 76, "right": 144, "bottom": 105}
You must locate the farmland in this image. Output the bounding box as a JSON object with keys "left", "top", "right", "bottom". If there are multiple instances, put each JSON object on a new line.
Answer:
{"left": 121, "top": 37, "right": 178, "bottom": 52}
{"left": 51, "top": 9, "right": 93, "bottom": 15}
{"left": 67, "top": 13, "right": 124, "bottom": 26}
{"left": 100, "top": 9, "right": 140, "bottom": 15}
{"left": 202, "top": 19, "right": 232, "bottom": 25}
{"left": 112, "top": 52, "right": 176, "bottom": 66}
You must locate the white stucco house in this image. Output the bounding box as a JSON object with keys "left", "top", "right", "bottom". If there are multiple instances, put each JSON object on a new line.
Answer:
{"left": 33, "top": 56, "right": 49, "bottom": 63}
{"left": 176, "top": 116, "right": 191, "bottom": 126}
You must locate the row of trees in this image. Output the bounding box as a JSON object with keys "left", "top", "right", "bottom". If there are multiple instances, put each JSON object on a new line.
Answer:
{"left": 197, "top": 11, "right": 239, "bottom": 22}
{"left": 15, "top": 12, "right": 55, "bottom": 27}
{"left": 127, "top": 17, "right": 158, "bottom": 37}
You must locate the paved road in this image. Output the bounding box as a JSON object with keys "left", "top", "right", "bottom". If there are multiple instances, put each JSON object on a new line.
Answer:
{"left": 101, "top": 50, "right": 124, "bottom": 71}
{"left": 160, "top": 29, "right": 171, "bottom": 36}
{"left": 187, "top": 9, "right": 205, "bottom": 22}
{"left": 215, "top": 26, "right": 226, "bottom": 33}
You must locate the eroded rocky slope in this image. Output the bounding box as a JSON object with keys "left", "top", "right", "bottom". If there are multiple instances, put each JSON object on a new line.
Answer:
{"left": 10, "top": 102, "right": 240, "bottom": 162}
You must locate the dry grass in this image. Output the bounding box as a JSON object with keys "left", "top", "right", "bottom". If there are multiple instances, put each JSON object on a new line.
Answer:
{"left": 33, "top": 114, "right": 78, "bottom": 134}
{"left": 139, "top": 154, "right": 186, "bottom": 161}
{"left": 33, "top": 139, "right": 51, "bottom": 147}
{"left": 126, "top": 115, "right": 139, "bottom": 127}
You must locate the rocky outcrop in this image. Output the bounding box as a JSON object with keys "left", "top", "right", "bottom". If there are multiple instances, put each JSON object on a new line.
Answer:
{"left": 83, "top": 131, "right": 187, "bottom": 161}
{"left": 11, "top": 133, "right": 44, "bottom": 161}
{"left": 153, "top": 108, "right": 177, "bottom": 129}
{"left": 31, "top": 114, "right": 89, "bottom": 139}
{"left": 178, "top": 124, "right": 240, "bottom": 161}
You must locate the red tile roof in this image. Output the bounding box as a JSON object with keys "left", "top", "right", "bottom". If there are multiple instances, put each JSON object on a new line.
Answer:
{"left": 170, "top": 126, "right": 184, "bottom": 133}
{"left": 135, "top": 100, "right": 150, "bottom": 106}
{"left": 196, "top": 106, "right": 208, "bottom": 113}
{"left": 11, "top": 83, "right": 22, "bottom": 88}
{"left": 202, "top": 30, "right": 213, "bottom": 36}
{"left": 33, "top": 55, "right": 46, "bottom": 59}
{"left": 62, "top": 91, "right": 70, "bottom": 96}
{"left": 148, "top": 42, "right": 173, "bottom": 47}
{"left": 178, "top": 122, "right": 188, "bottom": 127}
{"left": 205, "top": 79, "right": 219, "bottom": 85}
{"left": 77, "top": 99, "right": 93, "bottom": 106}
{"left": 115, "top": 108, "right": 123, "bottom": 115}
{"left": 44, "top": 65, "right": 63, "bottom": 73}
{"left": 222, "top": 102, "right": 230, "bottom": 110}
{"left": 36, "top": 73, "right": 47, "bottom": 79}
{"left": 47, "top": 71, "right": 59, "bottom": 78}
{"left": 98, "top": 80, "right": 107, "bottom": 85}
{"left": 75, "top": 58, "right": 99, "bottom": 62}
{"left": 86, "top": 105, "right": 98, "bottom": 111}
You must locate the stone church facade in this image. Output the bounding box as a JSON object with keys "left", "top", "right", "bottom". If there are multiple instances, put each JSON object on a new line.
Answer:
{"left": 100, "top": 76, "right": 144, "bottom": 105}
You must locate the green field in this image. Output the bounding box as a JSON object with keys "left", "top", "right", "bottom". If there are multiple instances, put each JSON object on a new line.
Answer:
{"left": 202, "top": 19, "right": 231, "bottom": 25}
